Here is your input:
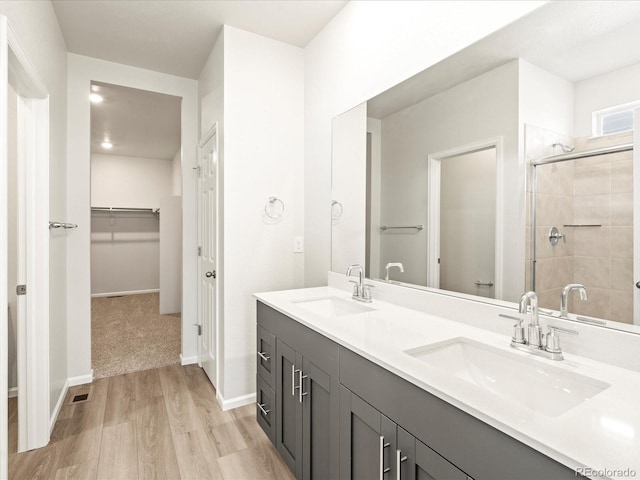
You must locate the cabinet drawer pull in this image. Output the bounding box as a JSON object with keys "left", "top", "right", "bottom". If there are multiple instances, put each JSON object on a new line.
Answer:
{"left": 396, "top": 449, "right": 407, "bottom": 480}
{"left": 298, "top": 370, "right": 308, "bottom": 403}
{"left": 257, "top": 403, "right": 271, "bottom": 416}
{"left": 292, "top": 365, "right": 301, "bottom": 396}
{"left": 258, "top": 351, "right": 270, "bottom": 362}
{"left": 379, "top": 436, "right": 390, "bottom": 479}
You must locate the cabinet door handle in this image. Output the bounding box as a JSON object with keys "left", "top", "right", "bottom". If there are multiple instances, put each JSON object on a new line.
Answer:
{"left": 379, "top": 436, "right": 391, "bottom": 479}
{"left": 292, "top": 365, "right": 301, "bottom": 396}
{"left": 396, "top": 449, "right": 407, "bottom": 480}
{"left": 298, "top": 370, "right": 308, "bottom": 403}
{"left": 258, "top": 351, "right": 270, "bottom": 362}
{"left": 257, "top": 403, "right": 271, "bottom": 416}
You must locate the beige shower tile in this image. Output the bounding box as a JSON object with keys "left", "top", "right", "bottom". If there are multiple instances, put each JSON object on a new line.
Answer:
{"left": 537, "top": 194, "right": 573, "bottom": 227}
{"left": 535, "top": 257, "right": 573, "bottom": 291}
{"left": 611, "top": 159, "right": 633, "bottom": 193}
{"left": 572, "top": 287, "right": 610, "bottom": 320}
{"left": 573, "top": 194, "right": 610, "bottom": 226}
{"left": 536, "top": 162, "right": 574, "bottom": 196}
{"left": 611, "top": 258, "right": 633, "bottom": 292}
{"left": 574, "top": 256, "right": 611, "bottom": 289}
{"left": 610, "top": 291, "right": 634, "bottom": 324}
{"left": 536, "top": 288, "right": 561, "bottom": 312}
{"left": 611, "top": 226, "right": 633, "bottom": 258}
{"left": 573, "top": 226, "right": 610, "bottom": 258}
{"left": 573, "top": 163, "right": 610, "bottom": 196}
{"left": 611, "top": 193, "right": 633, "bottom": 226}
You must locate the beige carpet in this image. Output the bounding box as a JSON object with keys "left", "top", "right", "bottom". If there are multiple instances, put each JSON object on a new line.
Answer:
{"left": 91, "top": 293, "right": 181, "bottom": 379}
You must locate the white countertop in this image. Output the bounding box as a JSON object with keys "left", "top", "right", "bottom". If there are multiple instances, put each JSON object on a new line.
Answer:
{"left": 255, "top": 286, "right": 640, "bottom": 480}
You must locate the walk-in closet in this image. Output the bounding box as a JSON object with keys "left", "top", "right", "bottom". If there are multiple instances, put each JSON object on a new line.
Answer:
{"left": 90, "top": 82, "right": 183, "bottom": 378}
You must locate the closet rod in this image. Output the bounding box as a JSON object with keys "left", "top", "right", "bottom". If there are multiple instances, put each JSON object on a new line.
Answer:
{"left": 532, "top": 143, "right": 633, "bottom": 166}
{"left": 91, "top": 207, "right": 159, "bottom": 214}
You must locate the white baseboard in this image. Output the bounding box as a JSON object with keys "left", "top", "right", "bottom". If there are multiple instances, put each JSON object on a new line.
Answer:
{"left": 68, "top": 370, "right": 93, "bottom": 387}
{"left": 180, "top": 354, "right": 198, "bottom": 366}
{"left": 216, "top": 391, "right": 256, "bottom": 411}
{"left": 50, "top": 379, "right": 69, "bottom": 433}
{"left": 8, "top": 387, "right": 18, "bottom": 398}
{"left": 91, "top": 289, "right": 159, "bottom": 298}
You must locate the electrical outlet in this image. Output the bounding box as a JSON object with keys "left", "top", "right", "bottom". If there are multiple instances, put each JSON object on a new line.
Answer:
{"left": 293, "top": 236, "right": 304, "bottom": 253}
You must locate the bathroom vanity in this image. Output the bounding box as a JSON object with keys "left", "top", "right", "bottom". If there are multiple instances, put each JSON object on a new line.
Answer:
{"left": 254, "top": 286, "right": 640, "bottom": 480}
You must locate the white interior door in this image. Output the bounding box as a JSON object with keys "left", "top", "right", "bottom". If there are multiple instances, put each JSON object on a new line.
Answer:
{"left": 633, "top": 109, "right": 640, "bottom": 324}
{"left": 198, "top": 125, "right": 218, "bottom": 386}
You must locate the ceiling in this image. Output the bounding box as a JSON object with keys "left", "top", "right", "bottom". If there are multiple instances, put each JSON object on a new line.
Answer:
{"left": 368, "top": 1, "right": 640, "bottom": 119}
{"left": 90, "top": 82, "right": 181, "bottom": 159}
{"left": 52, "top": 0, "right": 348, "bottom": 79}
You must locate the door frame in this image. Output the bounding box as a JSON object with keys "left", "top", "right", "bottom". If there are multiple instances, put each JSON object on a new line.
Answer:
{"left": 197, "top": 123, "right": 220, "bottom": 390}
{"left": 0, "top": 15, "right": 51, "bottom": 469}
{"left": 426, "top": 137, "right": 504, "bottom": 298}
{"left": 634, "top": 110, "right": 640, "bottom": 325}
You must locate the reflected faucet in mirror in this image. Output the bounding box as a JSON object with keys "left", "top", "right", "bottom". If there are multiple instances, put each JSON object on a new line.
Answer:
{"left": 560, "top": 284, "right": 588, "bottom": 318}
{"left": 385, "top": 262, "right": 404, "bottom": 282}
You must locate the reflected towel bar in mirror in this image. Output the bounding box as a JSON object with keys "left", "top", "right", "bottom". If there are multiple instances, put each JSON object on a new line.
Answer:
{"left": 49, "top": 221, "right": 78, "bottom": 229}
{"left": 380, "top": 225, "right": 424, "bottom": 231}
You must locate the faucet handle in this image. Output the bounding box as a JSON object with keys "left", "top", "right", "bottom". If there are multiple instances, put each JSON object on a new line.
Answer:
{"left": 499, "top": 314, "right": 526, "bottom": 344}
{"left": 544, "top": 325, "right": 578, "bottom": 354}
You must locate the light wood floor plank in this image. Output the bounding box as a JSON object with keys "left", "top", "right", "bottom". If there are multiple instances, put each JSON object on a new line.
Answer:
{"left": 158, "top": 365, "right": 200, "bottom": 436}
{"left": 133, "top": 368, "right": 164, "bottom": 401}
{"left": 53, "top": 460, "right": 98, "bottom": 480}
{"left": 8, "top": 397, "right": 18, "bottom": 455}
{"left": 8, "top": 439, "right": 63, "bottom": 480}
{"left": 136, "top": 396, "right": 182, "bottom": 479}
{"left": 103, "top": 373, "right": 136, "bottom": 427}
{"left": 173, "top": 429, "right": 224, "bottom": 480}
{"left": 96, "top": 422, "right": 137, "bottom": 480}
{"left": 58, "top": 378, "right": 109, "bottom": 469}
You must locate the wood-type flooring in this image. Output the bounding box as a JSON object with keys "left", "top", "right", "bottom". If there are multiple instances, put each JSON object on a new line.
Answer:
{"left": 8, "top": 365, "right": 293, "bottom": 480}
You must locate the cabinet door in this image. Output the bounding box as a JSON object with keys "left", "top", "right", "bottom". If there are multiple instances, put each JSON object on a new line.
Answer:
{"left": 276, "top": 339, "right": 303, "bottom": 479}
{"left": 340, "top": 386, "right": 397, "bottom": 480}
{"left": 301, "top": 357, "right": 336, "bottom": 480}
{"left": 256, "top": 374, "right": 276, "bottom": 444}
{"left": 414, "top": 436, "right": 468, "bottom": 480}
{"left": 257, "top": 325, "right": 276, "bottom": 387}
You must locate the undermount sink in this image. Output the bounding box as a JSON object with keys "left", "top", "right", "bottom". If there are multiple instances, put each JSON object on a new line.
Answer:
{"left": 404, "top": 338, "right": 610, "bottom": 417}
{"left": 292, "top": 296, "right": 375, "bottom": 317}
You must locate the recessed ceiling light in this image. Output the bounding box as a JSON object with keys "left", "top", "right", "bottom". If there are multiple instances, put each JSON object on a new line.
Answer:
{"left": 101, "top": 141, "right": 113, "bottom": 149}
{"left": 89, "top": 93, "right": 103, "bottom": 103}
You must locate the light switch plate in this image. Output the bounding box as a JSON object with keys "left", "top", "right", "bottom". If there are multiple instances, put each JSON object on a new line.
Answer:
{"left": 293, "top": 236, "right": 304, "bottom": 253}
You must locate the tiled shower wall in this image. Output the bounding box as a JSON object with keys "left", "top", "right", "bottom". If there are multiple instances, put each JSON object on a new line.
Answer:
{"left": 525, "top": 126, "right": 633, "bottom": 324}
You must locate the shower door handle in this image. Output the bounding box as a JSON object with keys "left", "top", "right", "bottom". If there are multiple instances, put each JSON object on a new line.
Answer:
{"left": 205, "top": 271, "right": 216, "bottom": 278}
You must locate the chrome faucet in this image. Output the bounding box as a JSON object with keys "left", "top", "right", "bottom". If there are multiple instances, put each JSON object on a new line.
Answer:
{"left": 346, "top": 264, "right": 373, "bottom": 303}
{"left": 500, "top": 290, "right": 578, "bottom": 361}
{"left": 560, "top": 284, "right": 588, "bottom": 317}
{"left": 519, "top": 291, "right": 541, "bottom": 347}
{"left": 385, "top": 262, "right": 404, "bottom": 282}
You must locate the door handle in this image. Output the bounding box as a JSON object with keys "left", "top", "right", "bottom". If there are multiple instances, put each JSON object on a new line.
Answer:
{"left": 205, "top": 271, "right": 216, "bottom": 278}
{"left": 379, "top": 436, "right": 391, "bottom": 480}
{"left": 298, "top": 370, "right": 308, "bottom": 403}
{"left": 396, "top": 449, "right": 407, "bottom": 480}
{"left": 636, "top": 281, "right": 640, "bottom": 289}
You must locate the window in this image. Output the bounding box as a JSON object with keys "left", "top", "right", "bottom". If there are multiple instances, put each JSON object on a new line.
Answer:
{"left": 593, "top": 100, "right": 640, "bottom": 136}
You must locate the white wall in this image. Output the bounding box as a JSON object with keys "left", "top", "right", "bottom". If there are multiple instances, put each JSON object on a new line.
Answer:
{"left": 91, "top": 154, "right": 173, "bottom": 208}
{"left": 574, "top": 61, "right": 640, "bottom": 137}
{"left": 303, "top": 0, "right": 548, "bottom": 287}
{"left": 0, "top": 2, "right": 68, "bottom": 417}
{"left": 66, "top": 54, "right": 198, "bottom": 380}
{"left": 519, "top": 59, "right": 575, "bottom": 137}
{"left": 198, "top": 26, "right": 304, "bottom": 404}
{"left": 171, "top": 149, "right": 182, "bottom": 196}
{"left": 159, "top": 196, "right": 182, "bottom": 314}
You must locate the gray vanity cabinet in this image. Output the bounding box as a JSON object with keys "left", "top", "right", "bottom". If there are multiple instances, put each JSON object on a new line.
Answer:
{"left": 340, "top": 387, "right": 471, "bottom": 480}
{"left": 257, "top": 302, "right": 340, "bottom": 480}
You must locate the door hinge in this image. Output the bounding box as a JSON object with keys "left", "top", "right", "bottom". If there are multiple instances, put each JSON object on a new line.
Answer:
{"left": 198, "top": 246, "right": 202, "bottom": 256}
{"left": 195, "top": 324, "right": 202, "bottom": 336}
{"left": 16, "top": 284, "right": 26, "bottom": 295}
{"left": 193, "top": 165, "right": 201, "bottom": 177}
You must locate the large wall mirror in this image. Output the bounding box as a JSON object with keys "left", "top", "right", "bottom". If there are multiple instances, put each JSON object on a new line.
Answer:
{"left": 331, "top": 1, "right": 640, "bottom": 331}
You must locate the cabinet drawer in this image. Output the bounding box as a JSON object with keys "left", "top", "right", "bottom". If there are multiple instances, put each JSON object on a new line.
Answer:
{"left": 257, "top": 325, "right": 276, "bottom": 387}
{"left": 256, "top": 374, "right": 276, "bottom": 445}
